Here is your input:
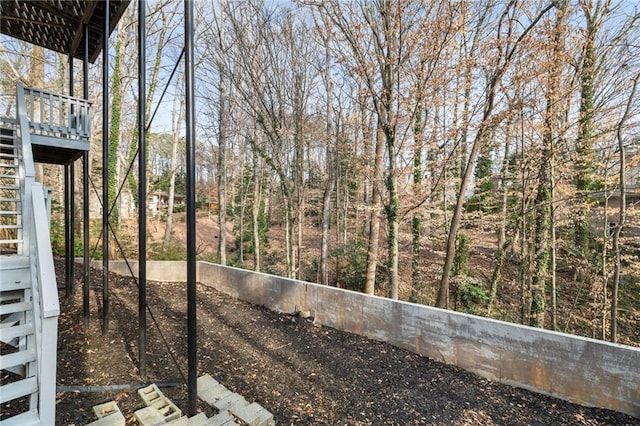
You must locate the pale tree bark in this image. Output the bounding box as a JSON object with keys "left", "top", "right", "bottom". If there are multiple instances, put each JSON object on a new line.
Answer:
{"left": 251, "top": 146, "right": 263, "bottom": 272}
{"left": 222, "top": 1, "right": 317, "bottom": 278}
{"left": 364, "top": 125, "right": 385, "bottom": 295}
{"left": 611, "top": 73, "right": 639, "bottom": 343}
{"left": 318, "top": 13, "right": 335, "bottom": 286}
{"left": 320, "top": 0, "right": 418, "bottom": 298}
{"left": 531, "top": 0, "right": 570, "bottom": 329}
{"left": 436, "top": 2, "right": 555, "bottom": 308}
{"left": 128, "top": 1, "right": 179, "bottom": 208}
{"left": 163, "top": 82, "right": 184, "bottom": 252}
{"left": 217, "top": 64, "right": 229, "bottom": 265}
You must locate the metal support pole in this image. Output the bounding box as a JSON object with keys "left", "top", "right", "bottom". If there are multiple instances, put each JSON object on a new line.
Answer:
{"left": 68, "top": 53, "right": 75, "bottom": 295}
{"left": 102, "top": 0, "right": 110, "bottom": 335}
{"left": 70, "top": 162, "right": 75, "bottom": 292}
{"left": 83, "top": 23, "right": 90, "bottom": 325}
{"left": 138, "top": 0, "right": 147, "bottom": 379}
{"left": 64, "top": 163, "right": 71, "bottom": 298}
{"left": 185, "top": 0, "right": 198, "bottom": 416}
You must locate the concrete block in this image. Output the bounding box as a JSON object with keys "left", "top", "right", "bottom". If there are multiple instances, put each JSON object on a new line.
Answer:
{"left": 205, "top": 411, "right": 236, "bottom": 426}
{"left": 151, "top": 397, "right": 182, "bottom": 422}
{"left": 212, "top": 392, "right": 247, "bottom": 411}
{"left": 133, "top": 406, "right": 167, "bottom": 426}
{"left": 185, "top": 413, "right": 209, "bottom": 426}
{"left": 167, "top": 416, "right": 189, "bottom": 426}
{"left": 92, "top": 401, "right": 122, "bottom": 419}
{"left": 138, "top": 383, "right": 166, "bottom": 406}
{"left": 86, "top": 410, "right": 126, "bottom": 426}
{"left": 230, "top": 402, "right": 274, "bottom": 426}
{"left": 200, "top": 388, "right": 233, "bottom": 406}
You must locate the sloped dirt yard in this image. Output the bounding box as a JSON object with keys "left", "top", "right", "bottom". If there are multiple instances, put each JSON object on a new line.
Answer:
{"left": 49, "top": 260, "right": 638, "bottom": 425}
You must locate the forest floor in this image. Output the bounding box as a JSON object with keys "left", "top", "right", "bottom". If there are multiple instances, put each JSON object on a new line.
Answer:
{"left": 44, "top": 259, "right": 639, "bottom": 425}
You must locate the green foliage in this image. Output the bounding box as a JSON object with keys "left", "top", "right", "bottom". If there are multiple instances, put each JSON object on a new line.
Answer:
{"left": 456, "top": 276, "right": 489, "bottom": 315}
{"left": 107, "top": 31, "right": 124, "bottom": 226}
{"left": 331, "top": 234, "right": 368, "bottom": 292}
{"left": 465, "top": 155, "right": 496, "bottom": 213}
{"left": 452, "top": 233, "right": 469, "bottom": 277}
{"left": 301, "top": 257, "right": 319, "bottom": 283}
{"left": 151, "top": 171, "right": 186, "bottom": 195}
{"left": 48, "top": 200, "right": 65, "bottom": 256}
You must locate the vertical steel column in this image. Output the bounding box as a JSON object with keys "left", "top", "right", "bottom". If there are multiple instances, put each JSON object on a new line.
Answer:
{"left": 83, "top": 23, "right": 90, "bottom": 325}
{"left": 64, "top": 163, "right": 71, "bottom": 298}
{"left": 68, "top": 53, "right": 75, "bottom": 296}
{"left": 102, "top": 0, "right": 110, "bottom": 334}
{"left": 138, "top": 0, "right": 148, "bottom": 379}
{"left": 184, "top": 0, "right": 198, "bottom": 416}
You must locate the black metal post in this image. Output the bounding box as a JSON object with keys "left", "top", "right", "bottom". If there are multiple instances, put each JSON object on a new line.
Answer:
{"left": 83, "top": 23, "right": 90, "bottom": 325}
{"left": 102, "top": 0, "right": 110, "bottom": 335}
{"left": 68, "top": 53, "right": 75, "bottom": 295}
{"left": 70, "top": 162, "right": 75, "bottom": 292}
{"left": 64, "top": 163, "right": 71, "bottom": 298}
{"left": 185, "top": 0, "right": 198, "bottom": 416}
{"left": 138, "top": 0, "right": 147, "bottom": 379}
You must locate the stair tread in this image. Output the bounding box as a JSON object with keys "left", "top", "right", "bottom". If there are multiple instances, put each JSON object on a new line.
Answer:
{"left": 0, "top": 290, "right": 29, "bottom": 303}
{"left": 0, "top": 255, "right": 29, "bottom": 268}
{"left": 0, "top": 376, "right": 38, "bottom": 404}
{"left": 0, "top": 323, "right": 34, "bottom": 343}
{"left": 0, "top": 347, "right": 36, "bottom": 370}
{"left": 0, "top": 301, "right": 33, "bottom": 315}
{"left": 0, "top": 409, "right": 40, "bottom": 426}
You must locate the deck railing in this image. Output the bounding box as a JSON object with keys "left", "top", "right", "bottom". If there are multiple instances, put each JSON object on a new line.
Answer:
{"left": 18, "top": 82, "right": 91, "bottom": 140}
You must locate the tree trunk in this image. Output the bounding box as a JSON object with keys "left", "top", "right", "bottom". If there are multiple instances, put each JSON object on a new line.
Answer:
{"left": 107, "top": 24, "right": 125, "bottom": 228}
{"left": 364, "top": 125, "right": 385, "bottom": 295}
{"left": 217, "top": 75, "right": 229, "bottom": 265}
{"left": 163, "top": 87, "right": 184, "bottom": 252}
{"left": 610, "top": 73, "right": 638, "bottom": 343}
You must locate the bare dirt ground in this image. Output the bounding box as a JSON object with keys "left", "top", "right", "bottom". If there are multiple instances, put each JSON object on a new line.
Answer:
{"left": 42, "top": 259, "right": 639, "bottom": 425}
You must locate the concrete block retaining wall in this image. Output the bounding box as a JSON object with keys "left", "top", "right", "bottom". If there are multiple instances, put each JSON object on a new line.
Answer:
{"left": 103, "top": 260, "right": 640, "bottom": 418}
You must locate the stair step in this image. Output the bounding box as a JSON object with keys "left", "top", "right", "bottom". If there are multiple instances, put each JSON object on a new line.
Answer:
{"left": 0, "top": 210, "right": 19, "bottom": 215}
{"left": 0, "top": 239, "right": 22, "bottom": 245}
{"left": 0, "top": 409, "right": 41, "bottom": 426}
{"left": 0, "top": 224, "right": 22, "bottom": 229}
{"left": 0, "top": 323, "right": 34, "bottom": 343}
{"left": 0, "top": 153, "right": 17, "bottom": 159}
{"left": 0, "top": 301, "right": 32, "bottom": 315}
{"left": 0, "top": 290, "right": 28, "bottom": 303}
{"left": 0, "top": 255, "right": 31, "bottom": 276}
{"left": 0, "top": 185, "right": 19, "bottom": 190}
{"left": 0, "top": 376, "right": 38, "bottom": 404}
{"left": 0, "top": 348, "right": 36, "bottom": 370}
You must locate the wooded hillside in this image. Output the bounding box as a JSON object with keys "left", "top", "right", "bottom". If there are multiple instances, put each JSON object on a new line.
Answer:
{"left": 1, "top": 0, "right": 638, "bottom": 345}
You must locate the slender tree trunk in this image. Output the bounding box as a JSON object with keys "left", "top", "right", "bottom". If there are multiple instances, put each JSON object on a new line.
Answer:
{"left": 611, "top": 73, "right": 638, "bottom": 343}
{"left": 251, "top": 148, "right": 262, "bottom": 272}
{"left": 364, "top": 125, "right": 385, "bottom": 295}
{"left": 320, "top": 25, "right": 334, "bottom": 286}
{"left": 488, "top": 120, "right": 512, "bottom": 313}
{"left": 437, "top": 85, "right": 496, "bottom": 308}
{"left": 410, "top": 101, "right": 424, "bottom": 303}
{"left": 163, "top": 89, "right": 184, "bottom": 251}
{"left": 217, "top": 76, "right": 229, "bottom": 265}
{"left": 107, "top": 24, "right": 125, "bottom": 228}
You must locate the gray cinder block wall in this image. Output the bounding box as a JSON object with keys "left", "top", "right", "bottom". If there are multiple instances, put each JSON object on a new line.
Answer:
{"left": 101, "top": 260, "right": 640, "bottom": 418}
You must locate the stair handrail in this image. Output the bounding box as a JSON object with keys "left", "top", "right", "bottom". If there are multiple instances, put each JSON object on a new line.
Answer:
{"left": 14, "top": 81, "right": 60, "bottom": 425}
{"left": 30, "top": 182, "right": 60, "bottom": 423}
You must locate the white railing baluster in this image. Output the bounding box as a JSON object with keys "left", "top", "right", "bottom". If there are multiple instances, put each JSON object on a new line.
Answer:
{"left": 21, "top": 85, "right": 91, "bottom": 141}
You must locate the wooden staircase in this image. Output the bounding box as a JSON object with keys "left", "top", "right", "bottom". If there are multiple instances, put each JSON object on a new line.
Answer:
{"left": 1, "top": 85, "right": 64, "bottom": 425}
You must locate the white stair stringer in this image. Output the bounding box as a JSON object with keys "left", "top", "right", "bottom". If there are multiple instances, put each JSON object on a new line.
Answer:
{"left": 1, "top": 86, "right": 61, "bottom": 426}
